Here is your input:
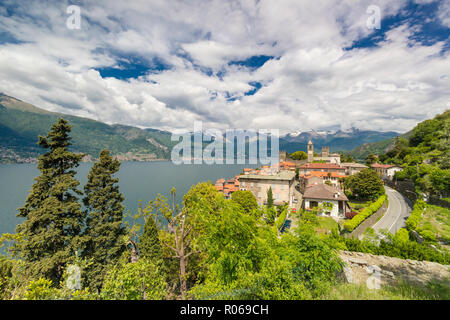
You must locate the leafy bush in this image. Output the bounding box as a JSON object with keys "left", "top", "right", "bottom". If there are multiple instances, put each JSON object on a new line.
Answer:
{"left": 275, "top": 207, "right": 288, "bottom": 230}
{"left": 343, "top": 195, "right": 386, "bottom": 232}
{"left": 24, "top": 278, "right": 61, "bottom": 300}
{"left": 419, "top": 230, "right": 437, "bottom": 242}
{"left": 102, "top": 259, "right": 167, "bottom": 300}
{"left": 405, "top": 200, "right": 426, "bottom": 231}
{"left": 345, "top": 211, "right": 358, "bottom": 219}
{"left": 394, "top": 228, "right": 410, "bottom": 244}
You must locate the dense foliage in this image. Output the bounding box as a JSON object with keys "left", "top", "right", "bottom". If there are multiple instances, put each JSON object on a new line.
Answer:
{"left": 343, "top": 195, "right": 386, "bottom": 232}
{"left": 380, "top": 110, "right": 450, "bottom": 197}
{"left": 343, "top": 168, "right": 385, "bottom": 201}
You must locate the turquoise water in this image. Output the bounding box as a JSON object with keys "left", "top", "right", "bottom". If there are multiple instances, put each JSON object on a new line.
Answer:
{"left": 0, "top": 161, "right": 256, "bottom": 236}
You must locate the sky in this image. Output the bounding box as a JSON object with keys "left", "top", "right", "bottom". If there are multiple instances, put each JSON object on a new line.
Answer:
{"left": 0, "top": 0, "right": 449, "bottom": 134}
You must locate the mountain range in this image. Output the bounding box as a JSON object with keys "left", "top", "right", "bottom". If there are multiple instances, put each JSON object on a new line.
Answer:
{"left": 279, "top": 128, "right": 399, "bottom": 154}
{"left": 0, "top": 93, "right": 401, "bottom": 163}
{"left": 0, "top": 93, "right": 176, "bottom": 163}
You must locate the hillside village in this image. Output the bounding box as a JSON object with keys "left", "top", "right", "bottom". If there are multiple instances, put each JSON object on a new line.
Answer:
{"left": 215, "top": 140, "right": 401, "bottom": 221}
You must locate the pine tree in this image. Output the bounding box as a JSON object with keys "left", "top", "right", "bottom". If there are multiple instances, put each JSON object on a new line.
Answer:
{"left": 82, "top": 149, "right": 126, "bottom": 290}
{"left": 139, "top": 215, "right": 163, "bottom": 263}
{"left": 16, "top": 118, "right": 85, "bottom": 284}
{"left": 267, "top": 187, "right": 274, "bottom": 208}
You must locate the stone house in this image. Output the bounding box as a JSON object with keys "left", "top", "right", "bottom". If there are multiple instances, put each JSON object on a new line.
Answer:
{"left": 239, "top": 170, "right": 296, "bottom": 207}
{"left": 302, "top": 183, "right": 350, "bottom": 218}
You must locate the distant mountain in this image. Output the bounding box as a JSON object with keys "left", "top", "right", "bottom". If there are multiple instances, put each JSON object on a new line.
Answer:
{"left": 0, "top": 93, "right": 176, "bottom": 163}
{"left": 347, "top": 130, "right": 413, "bottom": 161}
{"left": 280, "top": 128, "right": 399, "bottom": 154}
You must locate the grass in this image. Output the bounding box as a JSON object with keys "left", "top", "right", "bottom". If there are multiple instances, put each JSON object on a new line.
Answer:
{"left": 349, "top": 200, "right": 371, "bottom": 212}
{"left": 320, "top": 278, "right": 450, "bottom": 300}
{"left": 418, "top": 205, "right": 450, "bottom": 243}
{"left": 316, "top": 216, "right": 339, "bottom": 234}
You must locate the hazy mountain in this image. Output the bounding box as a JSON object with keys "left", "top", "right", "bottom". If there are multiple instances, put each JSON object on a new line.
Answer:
{"left": 0, "top": 93, "right": 175, "bottom": 163}
{"left": 280, "top": 128, "right": 400, "bottom": 154}
{"left": 347, "top": 130, "right": 414, "bottom": 160}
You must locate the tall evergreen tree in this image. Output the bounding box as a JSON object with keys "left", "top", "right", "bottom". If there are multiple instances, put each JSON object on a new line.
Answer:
{"left": 139, "top": 215, "right": 163, "bottom": 263}
{"left": 267, "top": 187, "right": 274, "bottom": 208}
{"left": 16, "top": 118, "right": 85, "bottom": 284}
{"left": 82, "top": 149, "right": 126, "bottom": 290}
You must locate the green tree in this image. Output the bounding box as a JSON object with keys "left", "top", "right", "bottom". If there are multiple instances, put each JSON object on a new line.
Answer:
{"left": 15, "top": 118, "right": 85, "bottom": 284}
{"left": 82, "top": 149, "right": 126, "bottom": 290}
{"left": 343, "top": 168, "right": 385, "bottom": 201}
{"left": 231, "top": 190, "right": 258, "bottom": 215}
{"left": 290, "top": 151, "right": 307, "bottom": 160}
{"left": 267, "top": 187, "right": 274, "bottom": 208}
{"left": 139, "top": 214, "right": 163, "bottom": 264}
{"left": 102, "top": 258, "right": 167, "bottom": 300}
{"left": 365, "top": 153, "right": 378, "bottom": 166}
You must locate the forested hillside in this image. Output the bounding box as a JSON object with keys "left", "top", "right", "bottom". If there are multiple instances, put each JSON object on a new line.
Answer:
{"left": 0, "top": 94, "right": 175, "bottom": 162}
{"left": 380, "top": 110, "right": 450, "bottom": 198}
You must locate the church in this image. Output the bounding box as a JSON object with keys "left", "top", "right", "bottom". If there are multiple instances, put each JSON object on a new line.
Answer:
{"left": 307, "top": 140, "right": 341, "bottom": 164}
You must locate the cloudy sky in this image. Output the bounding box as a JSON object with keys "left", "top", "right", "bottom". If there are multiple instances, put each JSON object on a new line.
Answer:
{"left": 0, "top": 0, "right": 449, "bottom": 134}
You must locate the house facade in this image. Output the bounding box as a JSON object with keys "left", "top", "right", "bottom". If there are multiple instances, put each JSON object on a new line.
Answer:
{"left": 371, "top": 163, "right": 403, "bottom": 180}
{"left": 302, "top": 183, "right": 350, "bottom": 218}
{"left": 239, "top": 170, "right": 296, "bottom": 207}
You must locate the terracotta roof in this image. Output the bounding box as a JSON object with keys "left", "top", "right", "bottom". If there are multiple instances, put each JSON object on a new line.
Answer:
{"left": 299, "top": 163, "right": 345, "bottom": 170}
{"left": 305, "top": 171, "right": 347, "bottom": 179}
{"left": 303, "top": 184, "right": 348, "bottom": 201}
{"left": 224, "top": 184, "right": 235, "bottom": 189}
{"left": 371, "top": 163, "right": 397, "bottom": 169}
{"left": 239, "top": 170, "right": 296, "bottom": 181}
{"left": 243, "top": 168, "right": 254, "bottom": 172}
{"left": 341, "top": 162, "right": 368, "bottom": 168}
{"left": 215, "top": 185, "right": 224, "bottom": 191}
{"left": 279, "top": 161, "right": 296, "bottom": 167}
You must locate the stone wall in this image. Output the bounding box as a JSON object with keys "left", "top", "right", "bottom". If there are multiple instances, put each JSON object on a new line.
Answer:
{"left": 339, "top": 250, "right": 449, "bottom": 289}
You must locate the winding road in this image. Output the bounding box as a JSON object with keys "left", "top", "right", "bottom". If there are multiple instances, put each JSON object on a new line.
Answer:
{"left": 373, "top": 186, "right": 412, "bottom": 234}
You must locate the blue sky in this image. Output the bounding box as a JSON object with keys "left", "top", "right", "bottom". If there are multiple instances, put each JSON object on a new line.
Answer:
{"left": 0, "top": 0, "right": 449, "bottom": 133}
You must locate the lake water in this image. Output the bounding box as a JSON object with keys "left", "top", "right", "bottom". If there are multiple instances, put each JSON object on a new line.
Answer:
{"left": 0, "top": 161, "right": 257, "bottom": 236}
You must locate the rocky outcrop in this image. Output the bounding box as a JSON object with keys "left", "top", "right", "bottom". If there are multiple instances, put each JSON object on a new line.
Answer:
{"left": 339, "top": 251, "right": 449, "bottom": 289}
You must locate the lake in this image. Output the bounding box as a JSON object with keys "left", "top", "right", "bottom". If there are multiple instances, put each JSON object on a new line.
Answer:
{"left": 0, "top": 161, "right": 257, "bottom": 236}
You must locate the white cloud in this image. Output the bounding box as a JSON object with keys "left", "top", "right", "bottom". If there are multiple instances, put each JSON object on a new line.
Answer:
{"left": 0, "top": 0, "right": 448, "bottom": 134}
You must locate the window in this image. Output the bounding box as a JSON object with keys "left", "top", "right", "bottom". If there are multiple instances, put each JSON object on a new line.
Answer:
{"left": 250, "top": 182, "right": 254, "bottom": 187}
{"left": 276, "top": 194, "right": 280, "bottom": 200}
{"left": 242, "top": 182, "right": 246, "bottom": 187}
{"left": 257, "top": 192, "right": 261, "bottom": 198}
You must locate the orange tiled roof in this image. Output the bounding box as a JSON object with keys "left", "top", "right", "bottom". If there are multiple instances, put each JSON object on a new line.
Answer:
{"left": 305, "top": 171, "right": 347, "bottom": 179}
{"left": 299, "top": 163, "right": 344, "bottom": 169}
{"left": 371, "top": 163, "right": 396, "bottom": 169}
{"left": 280, "top": 161, "right": 296, "bottom": 167}
{"left": 215, "top": 185, "right": 224, "bottom": 191}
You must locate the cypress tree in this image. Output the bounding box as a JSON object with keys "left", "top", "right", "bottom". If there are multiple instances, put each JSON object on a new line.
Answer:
{"left": 16, "top": 118, "right": 85, "bottom": 284}
{"left": 267, "top": 187, "right": 274, "bottom": 208}
{"left": 139, "top": 215, "right": 163, "bottom": 263}
{"left": 82, "top": 149, "right": 126, "bottom": 290}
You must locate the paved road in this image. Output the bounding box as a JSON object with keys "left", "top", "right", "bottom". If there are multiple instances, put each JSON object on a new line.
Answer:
{"left": 373, "top": 186, "right": 412, "bottom": 234}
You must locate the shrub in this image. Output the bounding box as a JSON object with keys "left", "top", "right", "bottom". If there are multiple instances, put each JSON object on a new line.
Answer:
{"left": 394, "top": 228, "right": 410, "bottom": 244}
{"left": 419, "top": 230, "right": 437, "bottom": 242}
{"left": 405, "top": 200, "right": 426, "bottom": 231}
{"left": 343, "top": 195, "right": 386, "bottom": 232}
{"left": 345, "top": 211, "right": 358, "bottom": 219}
{"left": 275, "top": 207, "right": 288, "bottom": 230}
{"left": 24, "top": 278, "right": 61, "bottom": 300}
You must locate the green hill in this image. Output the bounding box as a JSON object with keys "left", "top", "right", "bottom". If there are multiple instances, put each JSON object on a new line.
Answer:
{"left": 0, "top": 93, "right": 176, "bottom": 163}
{"left": 348, "top": 131, "right": 412, "bottom": 161}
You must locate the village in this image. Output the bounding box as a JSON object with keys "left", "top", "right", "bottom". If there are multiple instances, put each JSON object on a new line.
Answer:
{"left": 214, "top": 140, "right": 403, "bottom": 222}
